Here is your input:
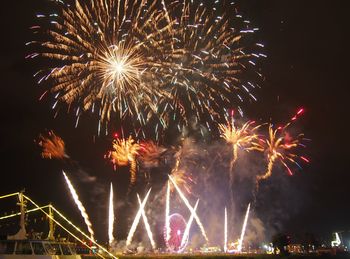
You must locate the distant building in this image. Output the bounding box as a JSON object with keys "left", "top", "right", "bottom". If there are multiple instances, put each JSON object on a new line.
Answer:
{"left": 287, "top": 244, "right": 303, "bottom": 254}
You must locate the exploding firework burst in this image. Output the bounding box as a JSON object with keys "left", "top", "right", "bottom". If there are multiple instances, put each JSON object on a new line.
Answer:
{"left": 156, "top": 0, "right": 265, "bottom": 133}
{"left": 37, "top": 130, "right": 68, "bottom": 159}
{"left": 107, "top": 136, "right": 140, "bottom": 188}
{"left": 219, "top": 115, "right": 262, "bottom": 171}
{"left": 256, "top": 122, "right": 308, "bottom": 184}
{"left": 29, "top": 0, "right": 264, "bottom": 136}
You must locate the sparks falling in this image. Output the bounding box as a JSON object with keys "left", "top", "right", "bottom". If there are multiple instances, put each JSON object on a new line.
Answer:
{"left": 108, "top": 183, "right": 114, "bottom": 246}
{"left": 62, "top": 171, "right": 95, "bottom": 241}
{"left": 38, "top": 131, "right": 68, "bottom": 159}
{"left": 107, "top": 136, "right": 140, "bottom": 188}
{"left": 30, "top": 0, "right": 264, "bottom": 135}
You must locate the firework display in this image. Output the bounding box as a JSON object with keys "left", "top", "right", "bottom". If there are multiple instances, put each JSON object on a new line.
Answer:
{"left": 27, "top": 0, "right": 312, "bottom": 255}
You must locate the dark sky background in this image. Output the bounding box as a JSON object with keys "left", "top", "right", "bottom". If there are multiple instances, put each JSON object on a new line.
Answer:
{"left": 0, "top": 0, "right": 348, "bottom": 246}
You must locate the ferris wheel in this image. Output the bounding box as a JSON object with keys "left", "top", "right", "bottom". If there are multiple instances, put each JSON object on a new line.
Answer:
{"left": 164, "top": 213, "right": 188, "bottom": 252}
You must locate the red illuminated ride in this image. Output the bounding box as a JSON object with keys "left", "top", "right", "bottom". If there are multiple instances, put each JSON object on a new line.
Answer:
{"left": 163, "top": 213, "right": 188, "bottom": 253}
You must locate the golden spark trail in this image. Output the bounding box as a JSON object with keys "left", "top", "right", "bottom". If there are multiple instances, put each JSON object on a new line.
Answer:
{"left": 181, "top": 199, "right": 199, "bottom": 248}
{"left": 137, "top": 194, "right": 156, "bottom": 249}
{"left": 224, "top": 207, "right": 227, "bottom": 253}
{"left": 126, "top": 188, "right": 151, "bottom": 248}
{"left": 169, "top": 175, "right": 209, "bottom": 243}
{"left": 62, "top": 171, "right": 95, "bottom": 241}
{"left": 165, "top": 181, "right": 171, "bottom": 243}
{"left": 108, "top": 183, "right": 115, "bottom": 245}
{"left": 238, "top": 203, "right": 250, "bottom": 252}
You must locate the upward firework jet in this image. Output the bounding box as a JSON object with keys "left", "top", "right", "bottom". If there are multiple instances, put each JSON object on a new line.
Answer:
{"left": 108, "top": 183, "right": 115, "bottom": 246}
{"left": 107, "top": 136, "right": 140, "bottom": 189}
{"left": 137, "top": 194, "right": 156, "bottom": 249}
{"left": 62, "top": 171, "right": 94, "bottom": 241}
{"left": 169, "top": 175, "right": 209, "bottom": 243}
{"left": 126, "top": 188, "right": 152, "bottom": 248}
{"left": 256, "top": 122, "right": 308, "bottom": 185}
{"left": 30, "top": 0, "right": 264, "bottom": 134}
{"left": 165, "top": 181, "right": 171, "bottom": 243}
{"left": 237, "top": 203, "right": 250, "bottom": 253}
{"left": 224, "top": 207, "right": 228, "bottom": 253}
{"left": 37, "top": 131, "right": 68, "bottom": 159}
{"left": 181, "top": 199, "right": 199, "bottom": 248}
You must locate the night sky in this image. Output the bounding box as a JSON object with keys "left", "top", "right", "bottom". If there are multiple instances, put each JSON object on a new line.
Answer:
{"left": 0, "top": 0, "right": 348, "bottom": 246}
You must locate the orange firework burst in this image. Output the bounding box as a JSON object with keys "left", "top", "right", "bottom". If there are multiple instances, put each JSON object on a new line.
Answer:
{"left": 37, "top": 131, "right": 68, "bottom": 159}
{"left": 107, "top": 136, "right": 140, "bottom": 187}
{"left": 219, "top": 118, "right": 263, "bottom": 170}
{"left": 256, "top": 123, "right": 307, "bottom": 183}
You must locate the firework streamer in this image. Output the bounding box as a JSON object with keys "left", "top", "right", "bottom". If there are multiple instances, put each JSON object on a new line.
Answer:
{"left": 165, "top": 181, "right": 171, "bottom": 243}
{"left": 108, "top": 183, "right": 114, "bottom": 246}
{"left": 137, "top": 194, "right": 156, "bottom": 249}
{"left": 62, "top": 171, "right": 94, "bottom": 241}
{"left": 180, "top": 199, "right": 199, "bottom": 249}
{"left": 126, "top": 188, "right": 151, "bottom": 248}
{"left": 237, "top": 203, "right": 250, "bottom": 252}
{"left": 224, "top": 207, "right": 227, "bottom": 253}
{"left": 169, "top": 175, "right": 209, "bottom": 243}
